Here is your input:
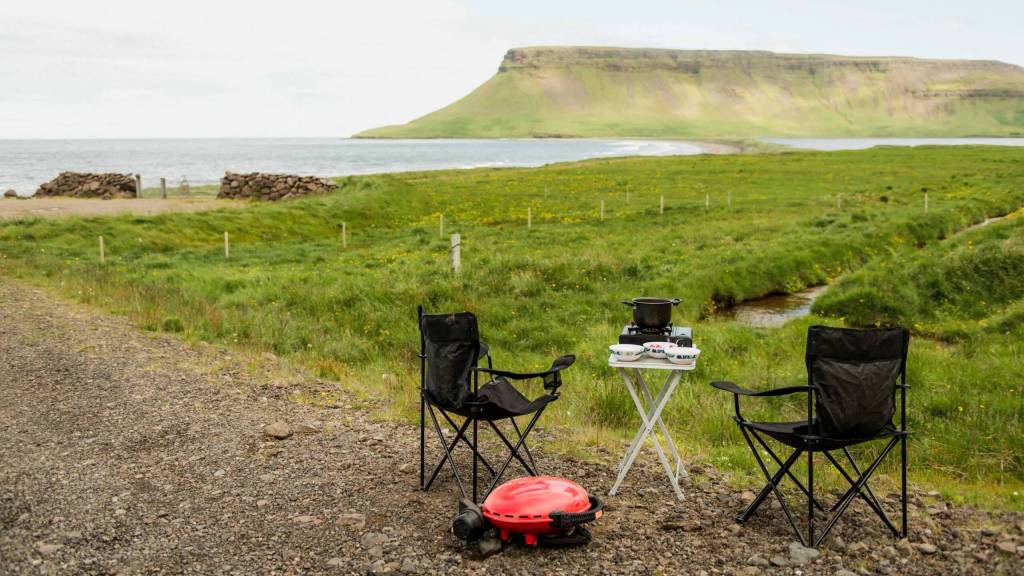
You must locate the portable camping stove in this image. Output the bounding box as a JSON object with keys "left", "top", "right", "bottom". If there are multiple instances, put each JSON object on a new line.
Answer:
{"left": 618, "top": 324, "right": 693, "bottom": 347}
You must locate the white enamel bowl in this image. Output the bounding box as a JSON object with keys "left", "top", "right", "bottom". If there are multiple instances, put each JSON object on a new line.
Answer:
{"left": 665, "top": 346, "right": 701, "bottom": 365}
{"left": 609, "top": 343, "right": 645, "bottom": 362}
{"left": 643, "top": 341, "right": 674, "bottom": 359}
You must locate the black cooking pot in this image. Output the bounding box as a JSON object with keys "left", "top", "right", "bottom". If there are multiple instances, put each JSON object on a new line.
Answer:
{"left": 621, "top": 297, "right": 681, "bottom": 329}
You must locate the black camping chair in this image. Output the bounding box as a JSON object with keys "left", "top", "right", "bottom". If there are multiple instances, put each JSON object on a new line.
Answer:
{"left": 418, "top": 305, "right": 575, "bottom": 502}
{"left": 711, "top": 325, "right": 910, "bottom": 547}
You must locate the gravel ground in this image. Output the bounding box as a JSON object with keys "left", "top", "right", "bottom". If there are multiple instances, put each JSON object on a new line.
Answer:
{"left": 0, "top": 279, "right": 1021, "bottom": 575}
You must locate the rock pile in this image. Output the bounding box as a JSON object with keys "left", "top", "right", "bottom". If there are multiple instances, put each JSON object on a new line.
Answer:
{"left": 218, "top": 172, "right": 337, "bottom": 201}
{"left": 36, "top": 172, "right": 138, "bottom": 199}
{"left": 4, "top": 189, "right": 17, "bottom": 198}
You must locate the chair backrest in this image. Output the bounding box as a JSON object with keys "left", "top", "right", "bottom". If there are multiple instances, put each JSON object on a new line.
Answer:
{"left": 419, "top": 306, "right": 481, "bottom": 412}
{"left": 805, "top": 325, "right": 909, "bottom": 439}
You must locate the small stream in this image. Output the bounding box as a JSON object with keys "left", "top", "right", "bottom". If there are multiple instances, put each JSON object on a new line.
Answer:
{"left": 717, "top": 285, "right": 829, "bottom": 328}
{"left": 719, "top": 212, "right": 1014, "bottom": 327}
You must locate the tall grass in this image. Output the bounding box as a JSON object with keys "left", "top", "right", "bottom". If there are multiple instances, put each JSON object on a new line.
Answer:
{"left": 2, "top": 146, "right": 1022, "bottom": 507}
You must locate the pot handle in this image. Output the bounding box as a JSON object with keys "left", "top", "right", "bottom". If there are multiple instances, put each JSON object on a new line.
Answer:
{"left": 548, "top": 496, "right": 604, "bottom": 529}
{"left": 620, "top": 300, "right": 634, "bottom": 307}
{"left": 669, "top": 298, "right": 681, "bottom": 305}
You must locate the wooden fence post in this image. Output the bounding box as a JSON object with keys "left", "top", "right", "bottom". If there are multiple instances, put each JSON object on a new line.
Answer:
{"left": 705, "top": 193, "right": 709, "bottom": 210}
{"left": 924, "top": 192, "right": 929, "bottom": 213}
{"left": 224, "top": 232, "right": 230, "bottom": 258}
{"left": 439, "top": 213, "right": 444, "bottom": 237}
{"left": 98, "top": 236, "right": 105, "bottom": 263}
{"left": 837, "top": 192, "right": 842, "bottom": 210}
{"left": 160, "top": 177, "right": 167, "bottom": 199}
{"left": 135, "top": 174, "right": 142, "bottom": 198}
{"left": 341, "top": 222, "right": 347, "bottom": 248}
{"left": 527, "top": 207, "right": 532, "bottom": 229}
{"left": 727, "top": 190, "right": 732, "bottom": 207}
{"left": 451, "top": 233, "right": 461, "bottom": 275}
{"left": 600, "top": 199, "right": 605, "bottom": 221}
{"left": 660, "top": 195, "right": 664, "bottom": 215}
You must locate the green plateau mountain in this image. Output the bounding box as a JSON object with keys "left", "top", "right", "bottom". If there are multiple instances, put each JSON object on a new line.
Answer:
{"left": 356, "top": 46, "right": 1024, "bottom": 139}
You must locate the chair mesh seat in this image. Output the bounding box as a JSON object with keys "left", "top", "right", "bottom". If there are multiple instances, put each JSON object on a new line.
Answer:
{"left": 745, "top": 419, "right": 899, "bottom": 451}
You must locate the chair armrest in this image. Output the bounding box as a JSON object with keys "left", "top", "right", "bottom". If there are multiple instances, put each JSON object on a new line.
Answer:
{"left": 711, "top": 381, "right": 811, "bottom": 397}
{"left": 472, "top": 354, "right": 575, "bottom": 381}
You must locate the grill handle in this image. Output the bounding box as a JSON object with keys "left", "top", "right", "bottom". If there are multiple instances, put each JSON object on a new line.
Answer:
{"left": 548, "top": 496, "right": 603, "bottom": 529}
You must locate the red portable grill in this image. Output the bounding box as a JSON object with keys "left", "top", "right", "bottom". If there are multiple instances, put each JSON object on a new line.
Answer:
{"left": 480, "top": 476, "right": 602, "bottom": 546}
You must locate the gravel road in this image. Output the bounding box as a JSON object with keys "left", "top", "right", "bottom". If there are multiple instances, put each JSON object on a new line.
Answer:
{"left": 0, "top": 279, "right": 1021, "bottom": 575}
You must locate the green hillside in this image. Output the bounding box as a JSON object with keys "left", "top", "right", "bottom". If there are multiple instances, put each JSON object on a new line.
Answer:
{"left": 356, "top": 46, "right": 1024, "bottom": 139}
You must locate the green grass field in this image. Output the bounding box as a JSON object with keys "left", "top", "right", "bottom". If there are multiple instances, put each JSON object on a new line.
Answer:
{"left": 1, "top": 146, "right": 1022, "bottom": 508}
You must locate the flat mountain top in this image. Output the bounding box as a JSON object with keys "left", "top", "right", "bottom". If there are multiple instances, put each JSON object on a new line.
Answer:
{"left": 357, "top": 46, "right": 1024, "bottom": 139}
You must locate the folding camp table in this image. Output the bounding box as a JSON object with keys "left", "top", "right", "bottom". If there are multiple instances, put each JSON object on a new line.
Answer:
{"left": 608, "top": 355, "right": 695, "bottom": 501}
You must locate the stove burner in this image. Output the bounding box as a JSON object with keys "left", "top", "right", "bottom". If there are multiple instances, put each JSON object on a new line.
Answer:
{"left": 626, "top": 323, "right": 673, "bottom": 335}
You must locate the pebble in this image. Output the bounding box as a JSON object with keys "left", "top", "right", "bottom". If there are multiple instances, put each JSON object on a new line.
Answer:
{"left": 895, "top": 538, "right": 914, "bottom": 555}
{"left": 337, "top": 513, "right": 367, "bottom": 530}
{"left": 263, "top": 421, "right": 292, "bottom": 440}
{"left": 788, "top": 541, "right": 821, "bottom": 565}
{"left": 256, "top": 500, "right": 270, "bottom": 508}
{"left": 292, "top": 421, "right": 321, "bottom": 434}
{"left": 916, "top": 543, "right": 938, "bottom": 555}
{"left": 847, "top": 541, "right": 868, "bottom": 554}
{"left": 478, "top": 533, "right": 502, "bottom": 558}
{"left": 769, "top": 556, "right": 788, "bottom": 567}
{"left": 995, "top": 540, "right": 1016, "bottom": 554}
{"left": 362, "top": 532, "right": 387, "bottom": 550}
{"left": 36, "top": 542, "right": 61, "bottom": 555}
{"left": 736, "top": 567, "right": 761, "bottom": 576}
{"left": 326, "top": 557, "right": 343, "bottom": 567}
{"left": 835, "top": 570, "right": 858, "bottom": 576}
{"left": 398, "top": 463, "right": 415, "bottom": 474}
{"left": 747, "top": 554, "right": 769, "bottom": 567}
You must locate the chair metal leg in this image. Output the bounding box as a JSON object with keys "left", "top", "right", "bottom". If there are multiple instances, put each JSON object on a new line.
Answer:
{"left": 808, "top": 447, "right": 814, "bottom": 546}
{"left": 813, "top": 436, "right": 900, "bottom": 547}
{"left": 424, "top": 415, "right": 472, "bottom": 491}
{"left": 438, "top": 410, "right": 496, "bottom": 475}
{"left": 487, "top": 420, "right": 538, "bottom": 476}
{"left": 825, "top": 450, "right": 898, "bottom": 536}
{"left": 419, "top": 394, "right": 425, "bottom": 490}
{"left": 738, "top": 426, "right": 807, "bottom": 545}
{"left": 425, "top": 404, "right": 467, "bottom": 498}
{"left": 483, "top": 408, "right": 546, "bottom": 499}
{"left": 901, "top": 434, "right": 908, "bottom": 538}
{"left": 509, "top": 417, "right": 538, "bottom": 474}
{"left": 750, "top": 430, "right": 825, "bottom": 512}
{"left": 477, "top": 414, "right": 481, "bottom": 500}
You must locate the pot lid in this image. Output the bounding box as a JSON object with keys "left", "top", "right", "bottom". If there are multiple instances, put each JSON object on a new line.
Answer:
{"left": 482, "top": 476, "right": 590, "bottom": 518}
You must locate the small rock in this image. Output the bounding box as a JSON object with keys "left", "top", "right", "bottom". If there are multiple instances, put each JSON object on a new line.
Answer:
{"left": 835, "top": 570, "right": 858, "bottom": 576}
{"left": 895, "top": 538, "right": 914, "bottom": 556}
{"left": 995, "top": 541, "right": 1016, "bottom": 554}
{"left": 788, "top": 541, "right": 821, "bottom": 565}
{"left": 916, "top": 543, "right": 938, "bottom": 555}
{"left": 736, "top": 567, "right": 761, "bottom": 576}
{"left": 748, "top": 554, "right": 769, "bottom": 567}
{"left": 367, "top": 546, "right": 384, "bottom": 559}
{"left": 740, "top": 490, "right": 756, "bottom": 503}
{"left": 478, "top": 532, "right": 502, "bottom": 558}
{"left": 972, "top": 551, "right": 989, "bottom": 562}
{"left": 337, "top": 513, "right": 366, "bottom": 530}
{"left": 256, "top": 500, "right": 270, "bottom": 508}
{"left": 727, "top": 523, "right": 742, "bottom": 534}
{"left": 398, "top": 463, "right": 415, "bottom": 474}
{"left": 881, "top": 546, "right": 898, "bottom": 559}
{"left": 326, "top": 557, "right": 343, "bottom": 567}
{"left": 36, "top": 542, "right": 61, "bottom": 555}
{"left": 264, "top": 421, "right": 292, "bottom": 440}
{"left": 769, "top": 556, "right": 788, "bottom": 567}
{"left": 292, "top": 421, "right": 321, "bottom": 434}
{"left": 213, "top": 469, "right": 225, "bottom": 477}
{"left": 4, "top": 189, "right": 16, "bottom": 198}
{"left": 362, "top": 532, "right": 387, "bottom": 549}
{"left": 399, "top": 558, "right": 418, "bottom": 572}
{"left": 847, "top": 541, "right": 868, "bottom": 554}
{"left": 291, "top": 515, "right": 319, "bottom": 524}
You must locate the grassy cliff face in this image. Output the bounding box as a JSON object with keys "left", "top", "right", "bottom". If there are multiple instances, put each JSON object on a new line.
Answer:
{"left": 357, "top": 47, "right": 1024, "bottom": 138}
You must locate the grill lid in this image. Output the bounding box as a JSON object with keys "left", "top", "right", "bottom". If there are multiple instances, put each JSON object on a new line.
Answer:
{"left": 482, "top": 476, "right": 590, "bottom": 520}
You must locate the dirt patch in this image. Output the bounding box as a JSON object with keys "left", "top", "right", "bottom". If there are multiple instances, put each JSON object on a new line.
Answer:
{"left": 0, "top": 197, "right": 232, "bottom": 220}
{"left": 0, "top": 278, "right": 1019, "bottom": 575}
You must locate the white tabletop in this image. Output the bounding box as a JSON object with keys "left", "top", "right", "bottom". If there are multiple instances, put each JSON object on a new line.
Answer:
{"left": 608, "top": 354, "right": 697, "bottom": 371}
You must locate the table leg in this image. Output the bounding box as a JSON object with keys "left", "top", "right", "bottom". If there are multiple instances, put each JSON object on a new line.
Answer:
{"left": 610, "top": 369, "right": 685, "bottom": 500}
{"left": 635, "top": 370, "right": 688, "bottom": 480}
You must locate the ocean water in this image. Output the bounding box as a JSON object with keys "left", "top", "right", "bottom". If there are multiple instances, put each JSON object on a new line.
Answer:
{"left": 0, "top": 138, "right": 706, "bottom": 194}
{"left": 763, "top": 137, "right": 1024, "bottom": 151}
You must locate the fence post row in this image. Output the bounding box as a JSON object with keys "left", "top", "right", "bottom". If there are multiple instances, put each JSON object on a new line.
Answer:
{"left": 160, "top": 177, "right": 167, "bottom": 199}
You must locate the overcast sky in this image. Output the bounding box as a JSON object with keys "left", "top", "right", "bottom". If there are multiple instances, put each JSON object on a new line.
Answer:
{"left": 2, "top": 0, "right": 1021, "bottom": 139}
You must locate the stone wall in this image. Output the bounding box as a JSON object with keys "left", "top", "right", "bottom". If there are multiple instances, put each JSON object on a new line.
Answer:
{"left": 37, "top": 172, "right": 138, "bottom": 199}
{"left": 218, "top": 172, "right": 337, "bottom": 201}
